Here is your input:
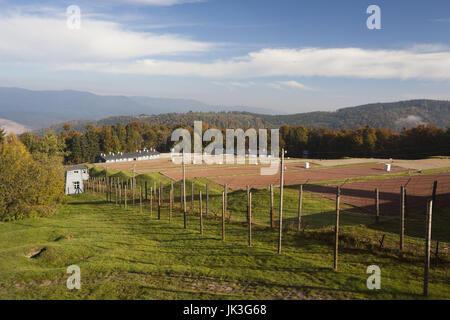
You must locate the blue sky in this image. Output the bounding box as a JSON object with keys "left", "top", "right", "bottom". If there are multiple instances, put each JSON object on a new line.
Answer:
{"left": 0, "top": 0, "right": 449, "bottom": 113}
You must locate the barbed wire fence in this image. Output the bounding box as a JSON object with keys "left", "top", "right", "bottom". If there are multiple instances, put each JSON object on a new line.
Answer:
{"left": 85, "top": 165, "right": 450, "bottom": 296}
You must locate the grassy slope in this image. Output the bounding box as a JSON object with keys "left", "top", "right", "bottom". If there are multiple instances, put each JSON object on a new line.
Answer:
{"left": 0, "top": 186, "right": 449, "bottom": 300}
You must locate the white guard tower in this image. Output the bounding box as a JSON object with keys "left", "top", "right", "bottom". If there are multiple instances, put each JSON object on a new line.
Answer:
{"left": 65, "top": 165, "right": 89, "bottom": 195}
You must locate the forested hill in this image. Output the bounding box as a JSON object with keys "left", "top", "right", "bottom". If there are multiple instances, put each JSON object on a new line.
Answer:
{"left": 258, "top": 99, "right": 450, "bottom": 129}
{"left": 37, "top": 99, "right": 449, "bottom": 134}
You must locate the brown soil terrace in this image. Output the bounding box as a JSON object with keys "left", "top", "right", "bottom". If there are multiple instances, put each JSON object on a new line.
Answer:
{"left": 95, "top": 157, "right": 450, "bottom": 215}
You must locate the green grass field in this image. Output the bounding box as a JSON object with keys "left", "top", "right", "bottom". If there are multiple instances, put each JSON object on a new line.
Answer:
{"left": 0, "top": 178, "right": 449, "bottom": 300}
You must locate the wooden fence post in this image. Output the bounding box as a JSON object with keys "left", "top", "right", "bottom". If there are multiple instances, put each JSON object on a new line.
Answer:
{"left": 119, "top": 184, "right": 122, "bottom": 208}
{"left": 206, "top": 184, "right": 209, "bottom": 216}
{"left": 400, "top": 186, "right": 405, "bottom": 251}
{"left": 150, "top": 187, "right": 153, "bottom": 217}
{"left": 297, "top": 185, "right": 303, "bottom": 232}
{"left": 132, "top": 179, "right": 135, "bottom": 207}
{"left": 160, "top": 182, "right": 163, "bottom": 206}
{"left": 169, "top": 188, "right": 173, "bottom": 223}
{"left": 191, "top": 181, "right": 194, "bottom": 214}
{"left": 334, "top": 186, "right": 340, "bottom": 271}
{"left": 106, "top": 177, "right": 109, "bottom": 202}
{"left": 431, "top": 181, "right": 437, "bottom": 211}
{"left": 270, "top": 184, "right": 274, "bottom": 229}
{"left": 139, "top": 186, "right": 143, "bottom": 214}
{"left": 170, "top": 181, "right": 174, "bottom": 211}
{"left": 124, "top": 184, "right": 127, "bottom": 209}
{"left": 180, "top": 183, "right": 183, "bottom": 209}
{"left": 145, "top": 181, "right": 148, "bottom": 202}
{"left": 248, "top": 192, "right": 252, "bottom": 247}
{"left": 278, "top": 149, "right": 285, "bottom": 255}
{"left": 375, "top": 188, "right": 380, "bottom": 223}
{"left": 246, "top": 185, "right": 250, "bottom": 223}
{"left": 199, "top": 190, "right": 203, "bottom": 235}
{"left": 158, "top": 184, "right": 161, "bottom": 220}
{"left": 424, "top": 199, "right": 433, "bottom": 296}
{"left": 224, "top": 184, "right": 228, "bottom": 221}
{"left": 222, "top": 191, "right": 225, "bottom": 241}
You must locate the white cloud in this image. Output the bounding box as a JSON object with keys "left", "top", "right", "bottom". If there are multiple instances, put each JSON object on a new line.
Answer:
{"left": 1, "top": 12, "right": 450, "bottom": 81}
{"left": 212, "top": 81, "right": 256, "bottom": 88}
{"left": 77, "top": 47, "right": 450, "bottom": 80}
{"left": 229, "top": 81, "right": 255, "bottom": 88}
{"left": 410, "top": 43, "right": 450, "bottom": 53}
{"left": 278, "top": 81, "right": 312, "bottom": 90}
{"left": 395, "top": 115, "right": 426, "bottom": 128}
{"left": 0, "top": 13, "right": 212, "bottom": 62}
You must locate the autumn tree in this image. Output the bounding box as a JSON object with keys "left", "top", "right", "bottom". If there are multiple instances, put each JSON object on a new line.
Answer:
{"left": 0, "top": 135, "right": 65, "bottom": 221}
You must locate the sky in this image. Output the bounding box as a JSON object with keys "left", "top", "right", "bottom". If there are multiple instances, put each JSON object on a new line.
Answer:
{"left": 0, "top": 0, "right": 449, "bottom": 113}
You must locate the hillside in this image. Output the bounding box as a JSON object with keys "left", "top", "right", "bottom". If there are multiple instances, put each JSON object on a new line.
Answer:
{"left": 36, "top": 99, "right": 450, "bottom": 134}
{"left": 0, "top": 87, "right": 274, "bottom": 130}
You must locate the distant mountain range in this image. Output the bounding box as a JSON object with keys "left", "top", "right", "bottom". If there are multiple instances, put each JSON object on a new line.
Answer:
{"left": 0, "top": 87, "right": 275, "bottom": 130}
{"left": 35, "top": 100, "right": 450, "bottom": 135}
{"left": 0, "top": 87, "right": 448, "bottom": 134}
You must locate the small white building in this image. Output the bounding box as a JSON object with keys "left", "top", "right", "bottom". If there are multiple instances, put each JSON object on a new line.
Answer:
{"left": 65, "top": 165, "right": 89, "bottom": 195}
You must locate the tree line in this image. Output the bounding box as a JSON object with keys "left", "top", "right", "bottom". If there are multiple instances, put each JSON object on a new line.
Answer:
{"left": 15, "top": 121, "right": 450, "bottom": 164}
{"left": 280, "top": 124, "right": 450, "bottom": 158}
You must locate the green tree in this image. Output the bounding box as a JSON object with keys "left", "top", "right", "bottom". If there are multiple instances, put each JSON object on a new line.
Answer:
{"left": 69, "top": 133, "right": 83, "bottom": 164}
{"left": 0, "top": 136, "right": 65, "bottom": 221}
{"left": 82, "top": 125, "right": 101, "bottom": 162}
{"left": 37, "top": 131, "right": 66, "bottom": 157}
{"left": 20, "top": 132, "right": 39, "bottom": 154}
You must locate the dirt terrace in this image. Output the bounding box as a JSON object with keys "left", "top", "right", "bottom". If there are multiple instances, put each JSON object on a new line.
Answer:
{"left": 207, "top": 163, "right": 407, "bottom": 190}
{"left": 305, "top": 172, "right": 450, "bottom": 216}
